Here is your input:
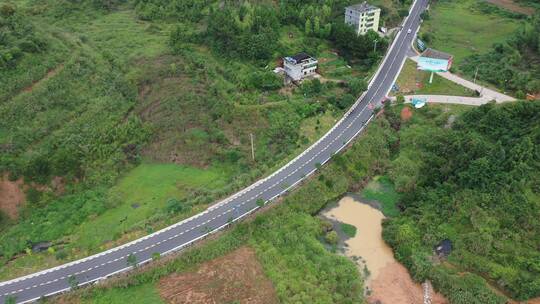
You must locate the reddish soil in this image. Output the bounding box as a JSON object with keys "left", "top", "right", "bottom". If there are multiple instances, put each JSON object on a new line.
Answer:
{"left": 157, "top": 246, "right": 279, "bottom": 304}
{"left": 0, "top": 174, "right": 25, "bottom": 219}
{"left": 485, "top": 0, "right": 535, "bottom": 15}
{"left": 368, "top": 262, "right": 448, "bottom": 304}
{"left": 400, "top": 107, "right": 413, "bottom": 121}
{"left": 508, "top": 297, "right": 540, "bottom": 304}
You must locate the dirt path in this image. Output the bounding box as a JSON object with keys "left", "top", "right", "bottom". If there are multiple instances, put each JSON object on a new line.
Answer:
{"left": 323, "top": 196, "right": 448, "bottom": 304}
{"left": 393, "top": 94, "right": 491, "bottom": 106}
{"left": 408, "top": 56, "right": 515, "bottom": 103}
{"left": 370, "top": 262, "right": 447, "bottom": 304}
{"left": 508, "top": 297, "right": 540, "bottom": 304}
{"left": 158, "top": 246, "right": 279, "bottom": 304}
{"left": 21, "top": 64, "right": 64, "bottom": 94}
{"left": 0, "top": 173, "right": 25, "bottom": 219}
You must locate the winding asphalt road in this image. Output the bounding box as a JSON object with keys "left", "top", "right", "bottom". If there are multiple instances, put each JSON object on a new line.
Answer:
{"left": 0, "top": 0, "right": 427, "bottom": 302}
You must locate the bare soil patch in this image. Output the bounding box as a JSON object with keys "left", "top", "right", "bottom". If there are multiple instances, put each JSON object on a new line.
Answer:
{"left": 508, "top": 297, "right": 540, "bottom": 304}
{"left": 485, "top": 0, "right": 535, "bottom": 15}
{"left": 368, "top": 262, "right": 447, "bottom": 304}
{"left": 400, "top": 107, "right": 413, "bottom": 122}
{"left": 0, "top": 174, "right": 25, "bottom": 219}
{"left": 157, "top": 246, "right": 279, "bottom": 304}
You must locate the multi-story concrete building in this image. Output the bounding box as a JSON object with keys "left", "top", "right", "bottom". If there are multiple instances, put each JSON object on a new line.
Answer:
{"left": 345, "top": 2, "right": 381, "bottom": 35}
{"left": 283, "top": 52, "right": 318, "bottom": 81}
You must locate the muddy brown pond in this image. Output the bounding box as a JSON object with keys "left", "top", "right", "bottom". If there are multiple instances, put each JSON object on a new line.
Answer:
{"left": 323, "top": 196, "right": 448, "bottom": 304}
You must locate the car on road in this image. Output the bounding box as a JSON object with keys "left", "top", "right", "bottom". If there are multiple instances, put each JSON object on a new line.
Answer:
{"left": 407, "top": 29, "right": 412, "bottom": 34}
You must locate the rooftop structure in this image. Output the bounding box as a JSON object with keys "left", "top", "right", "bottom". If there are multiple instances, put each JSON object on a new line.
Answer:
{"left": 421, "top": 48, "right": 453, "bottom": 61}
{"left": 347, "top": 2, "right": 378, "bottom": 13}
{"left": 283, "top": 52, "right": 318, "bottom": 81}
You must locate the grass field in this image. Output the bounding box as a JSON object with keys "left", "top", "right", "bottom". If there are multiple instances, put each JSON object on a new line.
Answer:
{"left": 76, "top": 9, "right": 168, "bottom": 62}
{"left": 0, "top": 0, "right": 399, "bottom": 283}
{"left": 361, "top": 176, "right": 400, "bottom": 217}
{"left": 421, "top": 0, "right": 521, "bottom": 66}
{"left": 54, "top": 103, "right": 400, "bottom": 304}
{"left": 299, "top": 111, "right": 338, "bottom": 143}
{"left": 0, "top": 163, "right": 231, "bottom": 280}
{"left": 82, "top": 283, "right": 164, "bottom": 304}
{"left": 369, "top": 0, "right": 410, "bottom": 27}
{"left": 394, "top": 59, "right": 476, "bottom": 97}
{"left": 71, "top": 163, "right": 231, "bottom": 250}
{"left": 49, "top": 101, "right": 507, "bottom": 304}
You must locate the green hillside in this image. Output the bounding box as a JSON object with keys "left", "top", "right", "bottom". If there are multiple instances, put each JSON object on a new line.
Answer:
{"left": 59, "top": 99, "right": 540, "bottom": 304}
{"left": 383, "top": 101, "right": 540, "bottom": 302}
{"left": 0, "top": 0, "right": 408, "bottom": 279}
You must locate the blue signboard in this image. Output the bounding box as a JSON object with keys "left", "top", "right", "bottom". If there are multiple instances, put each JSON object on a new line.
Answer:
{"left": 416, "top": 39, "right": 426, "bottom": 51}
{"left": 417, "top": 57, "right": 449, "bottom": 72}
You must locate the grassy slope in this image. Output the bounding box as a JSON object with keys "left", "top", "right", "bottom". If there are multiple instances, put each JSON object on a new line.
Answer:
{"left": 0, "top": 10, "right": 72, "bottom": 102}
{"left": 383, "top": 101, "right": 540, "bottom": 302}
{"left": 48, "top": 96, "right": 538, "bottom": 304}
{"left": 59, "top": 104, "right": 511, "bottom": 304}
{"left": 0, "top": 1, "right": 369, "bottom": 279}
{"left": 0, "top": 163, "right": 231, "bottom": 279}
{"left": 81, "top": 283, "right": 165, "bottom": 304}
{"left": 53, "top": 106, "right": 400, "bottom": 304}
{"left": 361, "top": 175, "right": 400, "bottom": 217}
{"left": 421, "top": 0, "right": 520, "bottom": 66}
{"left": 394, "top": 59, "right": 476, "bottom": 96}
{"left": 71, "top": 163, "right": 230, "bottom": 251}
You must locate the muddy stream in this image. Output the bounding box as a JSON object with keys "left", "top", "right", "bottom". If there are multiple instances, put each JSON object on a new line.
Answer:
{"left": 323, "top": 196, "right": 448, "bottom": 304}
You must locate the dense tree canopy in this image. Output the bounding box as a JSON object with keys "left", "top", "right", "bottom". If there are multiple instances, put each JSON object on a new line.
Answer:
{"left": 0, "top": 3, "right": 48, "bottom": 68}
{"left": 207, "top": 3, "right": 280, "bottom": 62}
{"left": 331, "top": 21, "right": 388, "bottom": 66}
{"left": 384, "top": 101, "right": 540, "bottom": 301}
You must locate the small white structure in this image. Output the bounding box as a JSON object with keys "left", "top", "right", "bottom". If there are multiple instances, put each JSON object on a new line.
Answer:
{"left": 345, "top": 2, "right": 381, "bottom": 35}
{"left": 283, "top": 52, "right": 318, "bottom": 82}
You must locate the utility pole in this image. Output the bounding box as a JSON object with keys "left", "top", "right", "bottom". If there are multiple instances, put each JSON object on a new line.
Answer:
{"left": 473, "top": 67, "right": 478, "bottom": 84}
{"left": 374, "top": 39, "right": 378, "bottom": 53}
{"left": 250, "top": 133, "right": 255, "bottom": 162}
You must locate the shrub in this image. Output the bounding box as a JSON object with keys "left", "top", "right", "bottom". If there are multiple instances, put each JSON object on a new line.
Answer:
{"left": 325, "top": 230, "right": 339, "bottom": 245}
{"left": 348, "top": 78, "right": 368, "bottom": 96}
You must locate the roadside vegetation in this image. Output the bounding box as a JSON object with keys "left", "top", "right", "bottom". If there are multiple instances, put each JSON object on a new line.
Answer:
{"left": 0, "top": 0, "right": 407, "bottom": 279}
{"left": 55, "top": 110, "right": 397, "bottom": 304}
{"left": 393, "top": 59, "right": 476, "bottom": 97}
{"left": 55, "top": 99, "right": 540, "bottom": 304}
{"left": 420, "top": 0, "right": 521, "bottom": 66}
{"left": 382, "top": 101, "right": 540, "bottom": 302}
{"left": 420, "top": 0, "right": 540, "bottom": 96}
{"left": 3, "top": 0, "right": 538, "bottom": 303}
{"left": 460, "top": 12, "right": 540, "bottom": 97}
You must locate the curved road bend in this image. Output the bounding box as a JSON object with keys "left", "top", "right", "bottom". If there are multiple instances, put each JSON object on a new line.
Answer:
{"left": 0, "top": 0, "right": 427, "bottom": 302}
